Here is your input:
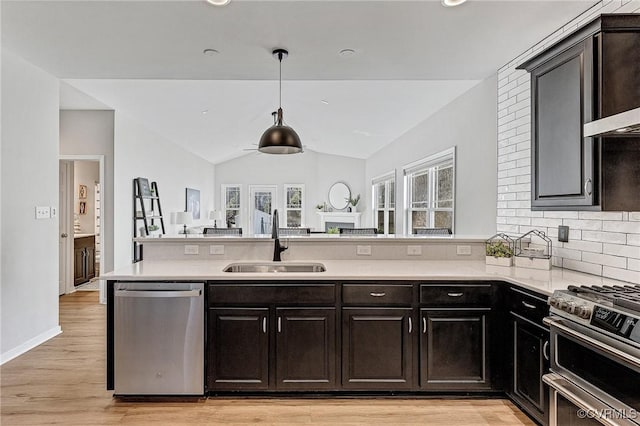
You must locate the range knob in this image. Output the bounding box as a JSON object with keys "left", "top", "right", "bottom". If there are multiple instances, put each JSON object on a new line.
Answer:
{"left": 549, "top": 297, "right": 564, "bottom": 308}
{"left": 575, "top": 305, "right": 592, "bottom": 319}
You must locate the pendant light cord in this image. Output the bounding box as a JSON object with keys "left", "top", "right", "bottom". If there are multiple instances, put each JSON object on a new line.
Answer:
{"left": 278, "top": 52, "right": 282, "bottom": 109}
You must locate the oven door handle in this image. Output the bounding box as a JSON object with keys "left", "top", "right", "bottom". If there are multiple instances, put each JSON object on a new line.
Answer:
{"left": 544, "top": 317, "right": 640, "bottom": 368}
{"left": 543, "top": 372, "right": 637, "bottom": 426}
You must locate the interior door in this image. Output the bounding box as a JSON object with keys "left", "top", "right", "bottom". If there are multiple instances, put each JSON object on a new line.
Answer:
{"left": 58, "top": 161, "right": 71, "bottom": 295}
{"left": 249, "top": 185, "right": 277, "bottom": 235}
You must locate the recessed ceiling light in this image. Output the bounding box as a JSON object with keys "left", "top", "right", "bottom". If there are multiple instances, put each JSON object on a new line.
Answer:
{"left": 202, "top": 110, "right": 209, "bottom": 115}
{"left": 339, "top": 49, "right": 356, "bottom": 57}
{"left": 320, "top": 100, "right": 329, "bottom": 105}
{"left": 206, "top": 0, "right": 231, "bottom": 6}
{"left": 441, "top": 0, "right": 467, "bottom": 6}
{"left": 203, "top": 48, "right": 219, "bottom": 56}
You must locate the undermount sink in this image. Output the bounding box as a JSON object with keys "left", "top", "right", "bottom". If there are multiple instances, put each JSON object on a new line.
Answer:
{"left": 223, "top": 262, "right": 326, "bottom": 273}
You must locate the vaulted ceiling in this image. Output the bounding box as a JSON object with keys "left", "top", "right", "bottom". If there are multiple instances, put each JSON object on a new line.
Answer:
{"left": 2, "top": 0, "right": 597, "bottom": 163}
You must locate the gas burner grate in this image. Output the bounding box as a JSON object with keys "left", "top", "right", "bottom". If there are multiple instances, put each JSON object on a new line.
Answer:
{"left": 568, "top": 285, "right": 640, "bottom": 313}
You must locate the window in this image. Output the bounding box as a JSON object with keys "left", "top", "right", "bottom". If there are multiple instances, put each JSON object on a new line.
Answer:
{"left": 284, "top": 184, "right": 304, "bottom": 228}
{"left": 404, "top": 147, "right": 455, "bottom": 234}
{"left": 372, "top": 172, "right": 395, "bottom": 234}
{"left": 221, "top": 184, "right": 242, "bottom": 229}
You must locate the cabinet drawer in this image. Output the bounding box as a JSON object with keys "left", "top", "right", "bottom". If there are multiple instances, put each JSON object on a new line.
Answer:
{"left": 420, "top": 284, "right": 492, "bottom": 307}
{"left": 508, "top": 287, "right": 549, "bottom": 326}
{"left": 342, "top": 284, "right": 413, "bottom": 306}
{"left": 208, "top": 284, "right": 335, "bottom": 306}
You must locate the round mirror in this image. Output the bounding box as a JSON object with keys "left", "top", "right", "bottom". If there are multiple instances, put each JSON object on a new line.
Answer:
{"left": 328, "top": 182, "right": 351, "bottom": 210}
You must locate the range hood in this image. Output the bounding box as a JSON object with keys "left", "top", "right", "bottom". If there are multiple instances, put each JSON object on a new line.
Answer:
{"left": 584, "top": 107, "right": 640, "bottom": 137}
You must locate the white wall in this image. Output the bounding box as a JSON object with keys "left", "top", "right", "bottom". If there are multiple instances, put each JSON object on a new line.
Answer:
{"left": 1, "top": 49, "right": 61, "bottom": 363}
{"left": 73, "top": 161, "right": 99, "bottom": 233}
{"left": 113, "top": 113, "right": 215, "bottom": 269}
{"left": 60, "top": 110, "right": 115, "bottom": 272}
{"left": 214, "top": 150, "right": 366, "bottom": 231}
{"left": 365, "top": 76, "right": 498, "bottom": 236}
{"left": 496, "top": 1, "right": 640, "bottom": 284}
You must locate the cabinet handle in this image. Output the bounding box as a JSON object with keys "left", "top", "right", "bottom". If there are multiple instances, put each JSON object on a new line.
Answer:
{"left": 370, "top": 292, "right": 386, "bottom": 297}
{"left": 277, "top": 317, "right": 282, "bottom": 333}
{"left": 543, "top": 340, "right": 550, "bottom": 361}
{"left": 408, "top": 317, "right": 412, "bottom": 334}
{"left": 584, "top": 178, "right": 592, "bottom": 196}
{"left": 447, "top": 292, "right": 464, "bottom": 297}
{"left": 262, "top": 317, "right": 267, "bottom": 334}
{"left": 422, "top": 317, "right": 427, "bottom": 334}
{"left": 522, "top": 301, "right": 537, "bottom": 310}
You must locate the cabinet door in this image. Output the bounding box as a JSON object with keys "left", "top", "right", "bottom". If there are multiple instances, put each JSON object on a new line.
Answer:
{"left": 510, "top": 314, "right": 549, "bottom": 424}
{"left": 85, "top": 246, "right": 96, "bottom": 280}
{"left": 421, "top": 309, "right": 490, "bottom": 390}
{"left": 207, "top": 308, "right": 269, "bottom": 390}
{"left": 73, "top": 247, "right": 86, "bottom": 285}
{"left": 530, "top": 39, "right": 595, "bottom": 208}
{"left": 342, "top": 308, "right": 413, "bottom": 389}
{"left": 275, "top": 308, "right": 336, "bottom": 390}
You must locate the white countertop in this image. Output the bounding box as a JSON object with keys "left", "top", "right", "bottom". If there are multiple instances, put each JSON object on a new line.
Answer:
{"left": 100, "top": 259, "right": 632, "bottom": 296}
{"left": 134, "top": 234, "right": 488, "bottom": 243}
{"left": 74, "top": 233, "right": 96, "bottom": 239}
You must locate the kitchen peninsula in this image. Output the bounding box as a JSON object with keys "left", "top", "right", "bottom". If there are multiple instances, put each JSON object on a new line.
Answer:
{"left": 102, "top": 234, "right": 636, "bottom": 426}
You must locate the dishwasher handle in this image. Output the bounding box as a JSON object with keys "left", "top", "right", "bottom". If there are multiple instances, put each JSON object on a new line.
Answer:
{"left": 114, "top": 289, "right": 202, "bottom": 298}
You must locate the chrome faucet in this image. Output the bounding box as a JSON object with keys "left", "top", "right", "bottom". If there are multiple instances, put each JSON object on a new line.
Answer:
{"left": 271, "top": 209, "right": 287, "bottom": 261}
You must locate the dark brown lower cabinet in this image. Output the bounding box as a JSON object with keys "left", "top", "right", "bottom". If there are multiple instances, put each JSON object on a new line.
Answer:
{"left": 342, "top": 308, "right": 414, "bottom": 389}
{"left": 421, "top": 309, "right": 490, "bottom": 390}
{"left": 509, "top": 313, "right": 549, "bottom": 425}
{"left": 207, "top": 308, "right": 270, "bottom": 390}
{"left": 275, "top": 308, "right": 336, "bottom": 390}
{"left": 74, "top": 235, "right": 95, "bottom": 286}
{"left": 207, "top": 307, "right": 336, "bottom": 391}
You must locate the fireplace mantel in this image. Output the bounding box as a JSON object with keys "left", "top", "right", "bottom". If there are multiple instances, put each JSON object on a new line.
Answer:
{"left": 317, "top": 211, "right": 362, "bottom": 231}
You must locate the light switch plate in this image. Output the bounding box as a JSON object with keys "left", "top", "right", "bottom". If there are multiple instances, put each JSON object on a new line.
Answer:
{"left": 456, "top": 245, "right": 472, "bottom": 256}
{"left": 35, "top": 206, "right": 50, "bottom": 219}
{"left": 50, "top": 207, "right": 57, "bottom": 218}
{"left": 558, "top": 225, "right": 569, "bottom": 243}
{"left": 184, "top": 245, "right": 199, "bottom": 255}
{"left": 407, "top": 245, "right": 422, "bottom": 256}
{"left": 356, "top": 245, "right": 372, "bottom": 256}
{"left": 209, "top": 245, "right": 224, "bottom": 255}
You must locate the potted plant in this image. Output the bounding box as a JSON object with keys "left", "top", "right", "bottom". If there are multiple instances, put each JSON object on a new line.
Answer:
{"left": 147, "top": 224, "right": 161, "bottom": 236}
{"left": 485, "top": 240, "right": 514, "bottom": 266}
{"left": 327, "top": 227, "right": 340, "bottom": 235}
{"left": 346, "top": 194, "right": 360, "bottom": 212}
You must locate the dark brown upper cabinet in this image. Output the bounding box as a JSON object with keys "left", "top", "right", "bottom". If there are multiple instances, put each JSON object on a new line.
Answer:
{"left": 518, "top": 14, "right": 640, "bottom": 211}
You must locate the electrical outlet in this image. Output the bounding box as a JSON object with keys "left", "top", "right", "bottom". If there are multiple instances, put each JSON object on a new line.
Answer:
{"left": 184, "top": 245, "right": 199, "bottom": 255}
{"left": 356, "top": 245, "right": 372, "bottom": 256}
{"left": 407, "top": 245, "right": 422, "bottom": 256}
{"left": 35, "top": 206, "right": 50, "bottom": 219}
{"left": 50, "top": 207, "right": 57, "bottom": 218}
{"left": 456, "top": 245, "right": 472, "bottom": 256}
{"left": 209, "top": 245, "right": 224, "bottom": 255}
{"left": 558, "top": 225, "right": 569, "bottom": 243}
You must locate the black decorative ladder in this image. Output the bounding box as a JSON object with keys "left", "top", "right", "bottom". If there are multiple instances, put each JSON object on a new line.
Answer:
{"left": 133, "top": 177, "right": 165, "bottom": 262}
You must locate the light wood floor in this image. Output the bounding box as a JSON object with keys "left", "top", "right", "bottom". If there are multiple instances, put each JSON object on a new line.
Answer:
{"left": 1, "top": 292, "right": 535, "bottom": 425}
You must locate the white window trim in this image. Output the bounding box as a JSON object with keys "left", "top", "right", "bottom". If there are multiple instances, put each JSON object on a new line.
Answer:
{"left": 221, "top": 184, "right": 243, "bottom": 230}
{"left": 402, "top": 147, "right": 456, "bottom": 235}
{"left": 371, "top": 171, "right": 396, "bottom": 235}
{"left": 283, "top": 183, "right": 305, "bottom": 228}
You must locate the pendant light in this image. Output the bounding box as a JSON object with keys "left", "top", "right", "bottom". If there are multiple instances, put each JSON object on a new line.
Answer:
{"left": 258, "top": 49, "right": 303, "bottom": 154}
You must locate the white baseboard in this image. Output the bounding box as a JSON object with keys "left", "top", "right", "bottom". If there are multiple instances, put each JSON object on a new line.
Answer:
{"left": 1, "top": 325, "right": 62, "bottom": 365}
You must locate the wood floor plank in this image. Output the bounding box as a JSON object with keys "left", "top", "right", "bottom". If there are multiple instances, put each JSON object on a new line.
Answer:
{"left": 1, "top": 292, "right": 535, "bottom": 425}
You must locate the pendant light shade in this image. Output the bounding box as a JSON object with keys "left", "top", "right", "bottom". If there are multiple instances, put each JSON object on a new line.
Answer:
{"left": 258, "top": 49, "right": 303, "bottom": 155}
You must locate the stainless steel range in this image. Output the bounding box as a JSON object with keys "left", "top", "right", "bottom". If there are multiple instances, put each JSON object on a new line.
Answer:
{"left": 545, "top": 285, "right": 640, "bottom": 426}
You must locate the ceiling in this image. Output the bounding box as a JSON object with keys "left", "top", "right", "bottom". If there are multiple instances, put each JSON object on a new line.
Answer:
{"left": 3, "top": 0, "right": 598, "bottom": 163}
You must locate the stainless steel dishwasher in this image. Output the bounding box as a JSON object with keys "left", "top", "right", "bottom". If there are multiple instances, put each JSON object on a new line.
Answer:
{"left": 114, "top": 282, "right": 204, "bottom": 396}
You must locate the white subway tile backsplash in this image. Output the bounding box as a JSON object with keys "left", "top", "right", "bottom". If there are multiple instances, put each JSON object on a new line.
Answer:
{"left": 563, "top": 259, "right": 603, "bottom": 276}
{"left": 563, "top": 219, "right": 603, "bottom": 231}
{"left": 603, "top": 221, "right": 640, "bottom": 234}
{"left": 543, "top": 211, "right": 579, "bottom": 219}
{"left": 603, "top": 243, "right": 640, "bottom": 259}
{"left": 582, "top": 252, "right": 627, "bottom": 269}
{"left": 582, "top": 230, "right": 627, "bottom": 245}
{"left": 496, "top": 1, "right": 637, "bottom": 283}
{"left": 563, "top": 240, "right": 602, "bottom": 254}
{"left": 602, "top": 267, "right": 640, "bottom": 285}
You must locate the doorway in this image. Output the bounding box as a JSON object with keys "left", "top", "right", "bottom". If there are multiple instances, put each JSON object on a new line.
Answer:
{"left": 248, "top": 185, "right": 277, "bottom": 235}
{"left": 59, "top": 156, "right": 104, "bottom": 296}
